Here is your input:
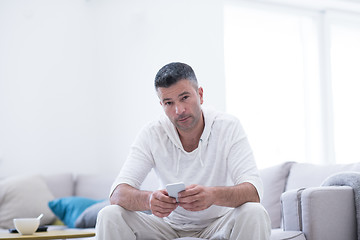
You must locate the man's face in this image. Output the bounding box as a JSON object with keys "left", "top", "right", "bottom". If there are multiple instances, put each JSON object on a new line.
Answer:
{"left": 157, "top": 79, "right": 204, "bottom": 133}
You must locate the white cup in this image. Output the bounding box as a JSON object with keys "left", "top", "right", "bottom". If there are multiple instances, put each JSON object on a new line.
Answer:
{"left": 13, "top": 218, "right": 40, "bottom": 235}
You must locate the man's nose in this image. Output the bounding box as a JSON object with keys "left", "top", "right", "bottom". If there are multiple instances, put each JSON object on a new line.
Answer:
{"left": 175, "top": 104, "right": 185, "bottom": 115}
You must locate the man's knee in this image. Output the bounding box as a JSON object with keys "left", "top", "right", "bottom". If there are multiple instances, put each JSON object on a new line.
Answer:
{"left": 97, "top": 204, "right": 128, "bottom": 223}
{"left": 234, "top": 202, "right": 270, "bottom": 223}
{"left": 230, "top": 203, "right": 271, "bottom": 240}
{"left": 96, "top": 205, "right": 137, "bottom": 240}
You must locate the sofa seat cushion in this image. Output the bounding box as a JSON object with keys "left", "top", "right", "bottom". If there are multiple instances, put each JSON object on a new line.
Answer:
{"left": 270, "top": 229, "right": 306, "bottom": 240}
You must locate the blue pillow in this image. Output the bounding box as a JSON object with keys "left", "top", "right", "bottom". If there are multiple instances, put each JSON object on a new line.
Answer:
{"left": 48, "top": 197, "right": 103, "bottom": 228}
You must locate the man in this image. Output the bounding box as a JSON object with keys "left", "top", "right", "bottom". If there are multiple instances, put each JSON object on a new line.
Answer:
{"left": 96, "top": 62, "right": 271, "bottom": 240}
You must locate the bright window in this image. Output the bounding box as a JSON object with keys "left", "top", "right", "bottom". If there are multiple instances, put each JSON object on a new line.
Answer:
{"left": 224, "top": 2, "right": 360, "bottom": 168}
{"left": 330, "top": 13, "right": 360, "bottom": 163}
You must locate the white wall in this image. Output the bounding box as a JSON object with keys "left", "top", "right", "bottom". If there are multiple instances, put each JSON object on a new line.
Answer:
{"left": 0, "top": 0, "right": 225, "bottom": 177}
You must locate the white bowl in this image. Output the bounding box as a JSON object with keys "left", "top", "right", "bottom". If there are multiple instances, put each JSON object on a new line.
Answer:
{"left": 13, "top": 218, "right": 40, "bottom": 235}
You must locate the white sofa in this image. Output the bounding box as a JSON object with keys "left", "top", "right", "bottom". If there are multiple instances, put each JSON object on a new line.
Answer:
{"left": 260, "top": 161, "right": 359, "bottom": 240}
{"left": 0, "top": 173, "right": 116, "bottom": 239}
{"left": 0, "top": 161, "right": 359, "bottom": 240}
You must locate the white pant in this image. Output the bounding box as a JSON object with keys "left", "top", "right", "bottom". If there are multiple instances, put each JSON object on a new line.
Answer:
{"left": 96, "top": 203, "right": 271, "bottom": 240}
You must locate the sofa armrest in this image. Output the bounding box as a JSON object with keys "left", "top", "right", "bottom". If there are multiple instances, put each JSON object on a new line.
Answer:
{"left": 301, "top": 186, "right": 356, "bottom": 240}
{"left": 281, "top": 188, "right": 305, "bottom": 231}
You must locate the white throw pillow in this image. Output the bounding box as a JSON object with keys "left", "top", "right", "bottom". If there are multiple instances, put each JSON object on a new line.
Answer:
{"left": 0, "top": 175, "right": 56, "bottom": 229}
{"left": 259, "top": 161, "right": 295, "bottom": 228}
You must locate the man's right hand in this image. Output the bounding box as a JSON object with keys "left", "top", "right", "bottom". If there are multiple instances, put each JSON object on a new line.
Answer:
{"left": 149, "top": 189, "right": 178, "bottom": 218}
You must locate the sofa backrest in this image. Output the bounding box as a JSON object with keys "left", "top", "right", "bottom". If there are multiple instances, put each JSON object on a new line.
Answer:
{"left": 285, "top": 162, "right": 360, "bottom": 191}
{"left": 43, "top": 173, "right": 117, "bottom": 200}
{"left": 43, "top": 171, "right": 159, "bottom": 201}
{"left": 42, "top": 173, "right": 74, "bottom": 199}
{"left": 74, "top": 174, "right": 117, "bottom": 200}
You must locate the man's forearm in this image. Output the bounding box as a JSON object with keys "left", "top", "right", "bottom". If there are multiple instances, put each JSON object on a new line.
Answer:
{"left": 211, "top": 182, "right": 260, "bottom": 208}
{"left": 110, "top": 183, "right": 152, "bottom": 211}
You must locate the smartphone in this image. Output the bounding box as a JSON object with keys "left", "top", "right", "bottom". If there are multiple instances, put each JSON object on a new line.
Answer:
{"left": 9, "top": 226, "right": 48, "bottom": 233}
{"left": 166, "top": 182, "right": 185, "bottom": 202}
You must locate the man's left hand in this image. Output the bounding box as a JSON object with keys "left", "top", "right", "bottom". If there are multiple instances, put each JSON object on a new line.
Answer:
{"left": 177, "top": 184, "right": 215, "bottom": 211}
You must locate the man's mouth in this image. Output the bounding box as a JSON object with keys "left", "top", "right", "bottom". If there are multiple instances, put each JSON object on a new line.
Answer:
{"left": 178, "top": 116, "right": 190, "bottom": 122}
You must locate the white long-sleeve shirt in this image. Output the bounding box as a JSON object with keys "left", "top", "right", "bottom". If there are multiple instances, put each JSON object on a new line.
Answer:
{"left": 111, "top": 107, "right": 263, "bottom": 231}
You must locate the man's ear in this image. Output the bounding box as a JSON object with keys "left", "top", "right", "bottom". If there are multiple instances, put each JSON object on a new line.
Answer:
{"left": 198, "top": 87, "right": 204, "bottom": 105}
{"left": 157, "top": 89, "right": 163, "bottom": 106}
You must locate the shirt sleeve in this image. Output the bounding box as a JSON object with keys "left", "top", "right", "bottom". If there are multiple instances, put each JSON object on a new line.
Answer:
{"left": 226, "top": 119, "right": 264, "bottom": 200}
{"left": 110, "top": 125, "right": 155, "bottom": 197}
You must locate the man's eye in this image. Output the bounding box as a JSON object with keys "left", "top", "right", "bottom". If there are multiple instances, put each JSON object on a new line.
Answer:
{"left": 182, "top": 96, "right": 189, "bottom": 101}
{"left": 165, "top": 102, "right": 173, "bottom": 106}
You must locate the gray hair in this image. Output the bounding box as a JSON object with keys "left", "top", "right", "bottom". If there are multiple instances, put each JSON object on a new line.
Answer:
{"left": 154, "top": 62, "right": 198, "bottom": 90}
